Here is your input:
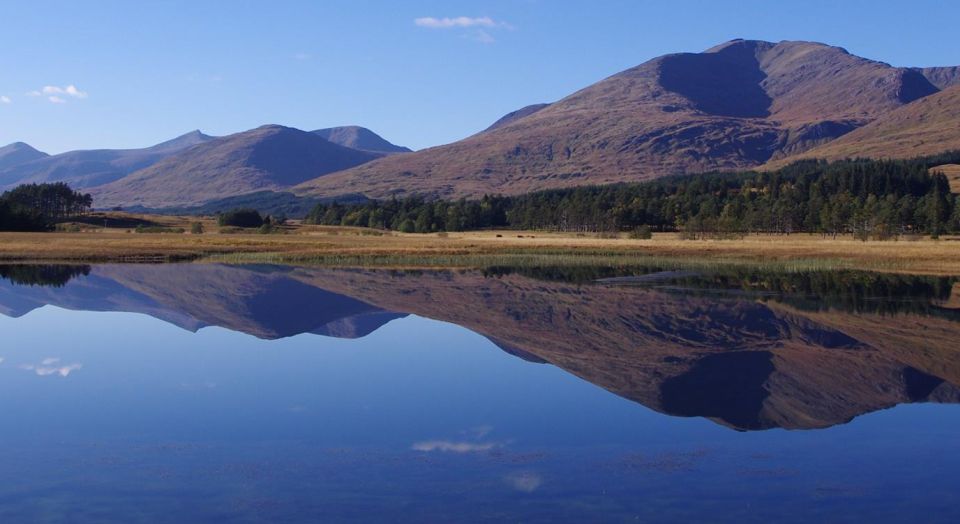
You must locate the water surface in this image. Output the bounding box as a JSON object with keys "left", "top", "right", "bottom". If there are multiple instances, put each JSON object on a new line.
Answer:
{"left": 1, "top": 263, "right": 959, "bottom": 522}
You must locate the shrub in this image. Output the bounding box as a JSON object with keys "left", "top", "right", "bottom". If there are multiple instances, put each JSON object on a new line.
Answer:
{"left": 190, "top": 222, "right": 204, "bottom": 234}
{"left": 135, "top": 225, "right": 185, "bottom": 234}
{"left": 399, "top": 219, "right": 416, "bottom": 233}
{"left": 629, "top": 225, "right": 653, "bottom": 239}
{"left": 218, "top": 208, "right": 264, "bottom": 228}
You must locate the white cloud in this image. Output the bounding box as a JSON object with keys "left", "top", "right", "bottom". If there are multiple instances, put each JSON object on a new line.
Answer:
{"left": 415, "top": 16, "right": 510, "bottom": 44}
{"left": 294, "top": 52, "right": 311, "bottom": 60}
{"left": 412, "top": 440, "right": 499, "bottom": 453}
{"left": 21, "top": 357, "right": 83, "bottom": 377}
{"left": 27, "top": 85, "right": 88, "bottom": 103}
{"left": 43, "top": 85, "right": 87, "bottom": 98}
{"left": 0, "top": 96, "right": 10, "bottom": 104}
{"left": 414, "top": 16, "right": 499, "bottom": 29}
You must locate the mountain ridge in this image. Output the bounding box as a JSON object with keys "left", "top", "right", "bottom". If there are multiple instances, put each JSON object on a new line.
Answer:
{"left": 89, "top": 125, "right": 383, "bottom": 208}
{"left": 0, "top": 142, "right": 49, "bottom": 172}
{"left": 0, "top": 131, "right": 215, "bottom": 190}
{"left": 293, "top": 39, "right": 956, "bottom": 200}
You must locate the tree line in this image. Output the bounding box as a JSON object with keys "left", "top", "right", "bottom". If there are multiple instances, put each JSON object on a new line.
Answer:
{"left": 304, "top": 155, "right": 960, "bottom": 239}
{"left": 0, "top": 183, "right": 93, "bottom": 231}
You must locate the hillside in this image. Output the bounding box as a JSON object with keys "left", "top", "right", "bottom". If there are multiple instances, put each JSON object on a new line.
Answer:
{"left": 0, "top": 142, "right": 48, "bottom": 171}
{"left": 0, "top": 131, "right": 214, "bottom": 190}
{"left": 915, "top": 66, "right": 960, "bottom": 90}
{"left": 89, "top": 125, "right": 382, "bottom": 208}
{"left": 295, "top": 39, "right": 950, "bottom": 200}
{"left": 312, "top": 126, "right": 411, "bottom": 153}
{"left": 768, "top": 85, "right": 960, "bottom": 166}
{"left": 483, "top": 103, "right": 551, "bottom": 132}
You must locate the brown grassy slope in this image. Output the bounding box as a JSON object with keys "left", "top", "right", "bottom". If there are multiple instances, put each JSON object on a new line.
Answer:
{"left": 89, "top": 125, "right": 381, "bottom": 208}
{"left": 915, "top": 66, "right": 960, "bottom": 90}
{"left": 931, "top": 164, "right": 960, "bottom": 193}
{"left": 296, "top": 39, "right": 941, "bottom": 200}
{"left": 767, "top": 86, "right": 960, "bottom": 168}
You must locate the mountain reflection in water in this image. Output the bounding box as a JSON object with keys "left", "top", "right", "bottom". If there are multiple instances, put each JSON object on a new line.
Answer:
{"left": 1, "top": 262, "right": 959, "bottom": 431}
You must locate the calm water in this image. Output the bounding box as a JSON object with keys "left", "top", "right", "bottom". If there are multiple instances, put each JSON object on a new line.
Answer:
{"left": 1, "top": 263, "right": 959, "bottom": 523}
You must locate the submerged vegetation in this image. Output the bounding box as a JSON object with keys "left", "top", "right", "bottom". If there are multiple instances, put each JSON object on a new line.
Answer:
{"left": 305, "top": 155, "right": 960, "bottom": 239}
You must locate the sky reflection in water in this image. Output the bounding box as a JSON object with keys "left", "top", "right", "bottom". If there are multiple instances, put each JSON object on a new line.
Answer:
{"left": 0, "top": 263, "right": 958, "bottom": 523}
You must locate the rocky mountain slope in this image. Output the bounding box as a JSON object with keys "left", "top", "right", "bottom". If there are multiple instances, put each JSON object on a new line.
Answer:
{"left": 294, "top": 39, "right": 954, "bottom": 200}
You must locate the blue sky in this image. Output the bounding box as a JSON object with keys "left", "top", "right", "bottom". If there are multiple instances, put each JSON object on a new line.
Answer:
{"left": 1, "top": 0, "right": 958, "bottom": 154}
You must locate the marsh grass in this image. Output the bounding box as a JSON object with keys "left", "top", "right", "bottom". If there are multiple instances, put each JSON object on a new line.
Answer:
{"left": 206, "top": 250, "right": 873, "bottom": 274}
{"left": 1, "top": 225, "right": 959, "bottom": 275}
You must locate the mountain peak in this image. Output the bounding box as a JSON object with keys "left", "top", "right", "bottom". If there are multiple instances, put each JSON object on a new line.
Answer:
{"left": 312, "top": 126, "right": 411, "bottom": 154}
{"left": 0, "top": 141, "right": 49, "bottom": 171}
{"left": 147, "top": 130, "right": 215, "bottom": 153}
{"left": 295, "top": 38, "right": 957, "bottom": 201}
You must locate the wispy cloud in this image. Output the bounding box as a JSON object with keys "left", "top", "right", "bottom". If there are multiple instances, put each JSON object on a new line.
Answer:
{"left": 414, "top": 16, "right": 511, "bottom": 43}
{"left": 505, "top": 471, "right": 542, "bottom": 493}
{"left": 412, "top": 440, "right": 500, "bottom": 453}
{"left": 27, "top": 84, "right": 88, "bottom": 103}
{"left": 0, "top": 96, "right": 10, "bottom": 104}
{"left": 21, "top": 357, "right": 82, "bottom": 377}
{"left": 294, "top": 51, "right": 311, "bottom": 61}
{"left": 415, "top": 16, "right": 498, "bottom": 29}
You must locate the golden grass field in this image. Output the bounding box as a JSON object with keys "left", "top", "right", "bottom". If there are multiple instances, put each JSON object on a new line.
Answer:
{"left": 1, "top": 212, "right": 960, "bottom": 275}
{"left": 933, "top": 164, "right": 960, "bottom": 193}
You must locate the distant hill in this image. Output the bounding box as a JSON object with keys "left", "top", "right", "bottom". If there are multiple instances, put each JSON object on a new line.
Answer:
{"left": 294, "top": 39, "right": 952, "bottom": 200}
{"left": 0, "top": 142, "right": 49, "bottom": 172}
{"left": 483, "top": 103, "right": 551, "bottom": 132}
{"left": 312, "top": 126, "right": 411, "bottom": 154}
{"left": 89, "top": 125, "right": 382, "bottom": 208}
{"left": 0, "top": 131, "right": 214, "bottom": 190}
{"left": 768, "top": 85, "right": 960, "bottom": 166}
{"left": 914, "top": 66, "right": 960, "bottom": 90}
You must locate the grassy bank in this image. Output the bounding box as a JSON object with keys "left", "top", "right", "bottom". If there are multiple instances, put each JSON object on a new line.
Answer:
{"left": 1, "top": 218, "right": 960, "bottom": 275}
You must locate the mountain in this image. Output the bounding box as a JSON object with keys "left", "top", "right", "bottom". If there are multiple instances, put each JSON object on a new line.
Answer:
{"left": 483, "top": 103, "right": 551, "bottom": 132}
{"left": 312, "top": 126, "right": 411, "bottom": 154}
{"left": 914, "top": 66, "right": 960, "bottom": 90}
{"left": 768, "top": 85, "right": 960, "bottom": 165}
{"left": 0, "top": 131, "right": 214, "bottom": 190}
{"left": 294, "top": 39, "right": 951, "bottom": 200}
{"left": 89, "top": 125, "right": 382, "bottom": 209}
{"left": 0, "top": 142, "right": 48, "bottom": 171}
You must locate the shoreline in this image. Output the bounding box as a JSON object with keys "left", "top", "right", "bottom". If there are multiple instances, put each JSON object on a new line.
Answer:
{"left": 2, "top": 228, "right": 960, "bottom": 276}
